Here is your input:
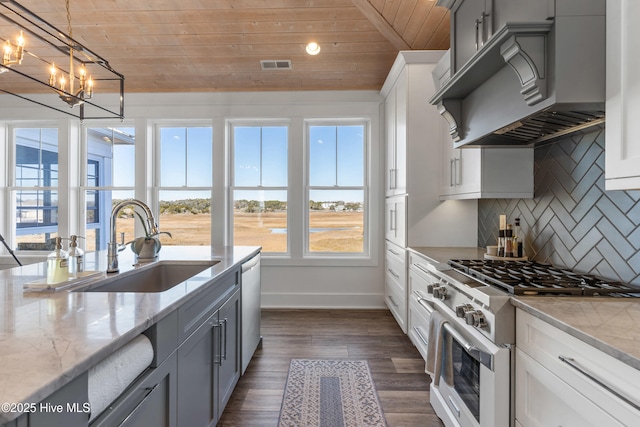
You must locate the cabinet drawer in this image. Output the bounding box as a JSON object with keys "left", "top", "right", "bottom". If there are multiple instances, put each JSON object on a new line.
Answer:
{"left": 516, "top": 310, "right": 640, "bottom": 425}
{"left": 385, "top": 252, "right": 406, "bottom": 293}
{"left": 385, "top": 240, "right": 406, "bottom": 266}
{"left": 178, "top": 268, "right": 239, "bottom": 343}
{"left": 385, "top": 277, "right": 406, "bottom": 333}
{"left": 515, "top": 348, "right": 623, "bottom": 427}
{"left": 408, "top": 295, "right": 432, "bottom": 361}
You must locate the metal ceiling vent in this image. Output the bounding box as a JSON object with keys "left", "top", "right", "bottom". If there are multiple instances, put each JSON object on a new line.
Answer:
{"left": 260, "top": 60, "right": 292, "bottom": 70}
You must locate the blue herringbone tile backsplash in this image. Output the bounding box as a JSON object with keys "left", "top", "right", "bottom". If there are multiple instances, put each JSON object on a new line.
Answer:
{"left": 478, "top": 128, "right": 640, "bottom": 286}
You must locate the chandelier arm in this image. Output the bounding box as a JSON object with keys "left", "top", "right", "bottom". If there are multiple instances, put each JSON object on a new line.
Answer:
{"left": 0, "top": 0, "right": 116, "bottom": 71}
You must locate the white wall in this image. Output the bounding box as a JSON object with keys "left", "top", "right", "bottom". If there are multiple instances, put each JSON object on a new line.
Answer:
{"left": 0, "top": 90, "right": 387, "bottom": 308}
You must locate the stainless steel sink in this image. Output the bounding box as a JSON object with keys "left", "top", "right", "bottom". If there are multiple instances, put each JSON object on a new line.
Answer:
{"left": 75, "top": 260, "right": 220, "bottom": 293}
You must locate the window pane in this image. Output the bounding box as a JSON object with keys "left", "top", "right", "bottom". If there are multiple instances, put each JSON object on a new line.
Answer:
{"left": 158, "top": 191, "right": 211, "bottom": 246}
{"left": 84, "top": 190, "right": 135, "bottom": 251}
{"left": 261, "top": 126, "right": 288, "bottom": 187}
{"left": 233, "top": 125, "right": 287, "bottom": 187}
{"left": 233, "top": 127, "right": 261, "bottom": 186}
{"left": 16, "top": 128, "right": 59, "bottom": 187}
{"left": 337, "top": 125, "right": 364, "bottom": 186}
{"left": 309, "top": 125, "right": 364, "bottom": 187}
{"left": 159, "top": 127, "right": 213, "bottom": 187}
{"left": 15, "top": 190, "right": 59, "bottom": 250}
{"left": 186, "top": 127, "right": 213, "bottom": 186}
{"left": 233, "top": 190, "right": 287, "bottom": 253}
{"left": 87, "top": 127, "right": 135, "bottom": 187}
{"left": 308, "top": 189, "right": 364, "bottom": 253}
{"left": 160, "top": 127, "right": 187, "bottom": 187}
{"left": 309, "top": 126, "right": 337, "bottom": 186}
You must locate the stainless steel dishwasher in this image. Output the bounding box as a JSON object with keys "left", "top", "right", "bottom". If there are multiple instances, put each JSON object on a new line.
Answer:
{"left": 241, "top": 252, "right": 261, "bottom": 374}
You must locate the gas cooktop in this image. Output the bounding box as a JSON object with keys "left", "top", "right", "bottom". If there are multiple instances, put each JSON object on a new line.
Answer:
{"left": 448, "top": 259, "right": 640, "bottom": 297}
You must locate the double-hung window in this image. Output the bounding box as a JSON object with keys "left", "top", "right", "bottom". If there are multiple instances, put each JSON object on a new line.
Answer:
{"left": 84, "top": 126, "right": 136, "bottom": 251}
{"left": 230, "top": 123, "right": 289, "bottom": 254}
{"left": 307, "top": 122, "right": 367, "bottom": 255}
{"left": 156, "top": 125, "right": 213, "bottom": 246}
{"left": 14, "top": 127, "right": 59, "bottom": 250}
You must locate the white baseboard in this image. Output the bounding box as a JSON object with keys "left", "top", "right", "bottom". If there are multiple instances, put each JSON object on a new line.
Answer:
{"left": 261, "top": 292, "right": 386, "bottom": 309}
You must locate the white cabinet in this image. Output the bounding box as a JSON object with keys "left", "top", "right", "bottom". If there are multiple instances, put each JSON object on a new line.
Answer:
{"left": 385, "top": 72, "right": 407, "bottom": 196}
{"left": 385, "top": 241, "right": 407, "bottom": 333}
{"left": 407, "top": 251, "right": 436, "bottom": 360}
{"left": 385, "top": 195, "right": 407, "bottom": 248}
{"left": 381, "top": 51, "right": 477, "bottom": 333}
{"left": 515, "top": 309, "right": 640, "bottom": 427}
{"left": 605, "top": 0, "right": 640, "bottom": 190}
{"left": 440, "top": 129, "right": 534, "bottom": 199}
{"left": 381, "top": 51, "right": 477, "bottom": 247}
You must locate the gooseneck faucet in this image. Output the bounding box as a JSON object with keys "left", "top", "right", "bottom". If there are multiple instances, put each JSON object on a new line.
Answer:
{"left": 107, "top": 199, "right": 159, "bottom": 273}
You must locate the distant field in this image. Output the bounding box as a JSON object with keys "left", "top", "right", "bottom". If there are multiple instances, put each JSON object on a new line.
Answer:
{"left": 117, "top": 210, "right": 364, "bottom": 253}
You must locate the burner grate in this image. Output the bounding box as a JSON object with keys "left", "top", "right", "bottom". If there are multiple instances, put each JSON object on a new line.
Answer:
{"left": 448, "top": 259, "right": 640, "bottom": 296}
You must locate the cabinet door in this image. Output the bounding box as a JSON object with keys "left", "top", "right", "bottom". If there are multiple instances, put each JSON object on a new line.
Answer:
{"left": 605, "top": 0, "right": 640, "bottom": 190}
{"left": 118, "top": 355, "right": 177, "bottom": 427}
{"left": 452, "top": 0, "right": 493, "bottom": 72}
{"left": 515, "top": 349, "right": 624, "bottom": 427}
{"left": 30, "top": 373, "right": 88, "bottom": 427}
{"left": 217, "top": 290, "right": 241, "bottom": 418}
{"left": 394, "top": 71, "right": 408, "bottom": 195}
{"left": 385, "top": 84, "right": 397, "bottom": 196}
{"left": 177, "top": 312, "right": 218, "bottom": 427}
{"left": 91, "top": 353, "right": 177, "bottom": 427}
{"left": 385, "top": 195, "right": 407, "bottom": 247}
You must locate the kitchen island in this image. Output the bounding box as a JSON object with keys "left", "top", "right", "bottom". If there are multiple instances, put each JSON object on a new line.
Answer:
{"left": 0, "top": 245, "right": 260, "bottom": 426}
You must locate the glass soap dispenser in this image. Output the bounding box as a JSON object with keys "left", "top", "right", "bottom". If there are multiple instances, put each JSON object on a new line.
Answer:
{"left": 47, "top": 237, "right": 69, "bottom": 283}
{"left": 68, "top": 235, "right": 85, "bottom": 276}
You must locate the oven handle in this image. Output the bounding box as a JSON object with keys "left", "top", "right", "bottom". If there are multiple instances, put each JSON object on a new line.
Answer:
{"left": 443, "top": 322, "right": 494, "bottom": 371}
{"left": 559, "top": 355, "right": 640, "bottom": 412}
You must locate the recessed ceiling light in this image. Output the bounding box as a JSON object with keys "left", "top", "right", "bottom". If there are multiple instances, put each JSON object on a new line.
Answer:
{"left": 306, "top": 42, "right": 321, "bottom": 55}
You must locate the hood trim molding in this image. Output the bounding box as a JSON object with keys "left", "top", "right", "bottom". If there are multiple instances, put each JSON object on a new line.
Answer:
{"left": 430, "top": 22, "right": 553, "bottom": 143}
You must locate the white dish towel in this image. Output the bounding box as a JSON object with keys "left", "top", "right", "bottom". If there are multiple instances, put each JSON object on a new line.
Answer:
{"left": 88, "top": 334, "right": 154, "bottom": 421}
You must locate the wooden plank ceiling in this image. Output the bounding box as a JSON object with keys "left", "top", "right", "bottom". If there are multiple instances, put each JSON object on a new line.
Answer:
{"left": 1, "top": 0, "right": 449, "bottom": 93}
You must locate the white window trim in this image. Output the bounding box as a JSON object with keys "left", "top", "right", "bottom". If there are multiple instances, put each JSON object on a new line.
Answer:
{"left": 303, "top": 119, "right": 371, "bottom": 260}
{"left": 228, "top": 117, "right": 378, "bottom": 267}
{"left": 228, "top": 119, "right": 292, "bottom": 257}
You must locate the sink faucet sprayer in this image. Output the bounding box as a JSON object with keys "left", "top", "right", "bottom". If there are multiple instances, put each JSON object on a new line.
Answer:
{"left": 107, "top": 199, "right": 159, "bottom": 273}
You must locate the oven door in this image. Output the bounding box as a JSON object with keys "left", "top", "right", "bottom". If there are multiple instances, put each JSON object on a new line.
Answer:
{"left": 430, "top": 308, "right": 511, "bottom": 427}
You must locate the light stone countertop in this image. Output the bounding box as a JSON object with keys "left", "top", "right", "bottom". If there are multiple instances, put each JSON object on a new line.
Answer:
{"left": 408, "top": 247, "right": 640, "bottom": 372}
{"left": 0, "top": 245, "right": 260, "bottom": 424}
{"left": 408, "top": 246, "right": 487, "bottom": 264}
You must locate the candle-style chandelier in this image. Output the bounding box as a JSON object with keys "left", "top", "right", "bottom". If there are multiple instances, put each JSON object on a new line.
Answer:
{"left": 0, "top": 0, "right": 124, "bottom": 120}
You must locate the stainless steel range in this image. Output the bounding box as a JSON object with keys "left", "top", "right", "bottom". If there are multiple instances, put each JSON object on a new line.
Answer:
{"left": 426, "top": 259, "right": 640, "bottom": 427}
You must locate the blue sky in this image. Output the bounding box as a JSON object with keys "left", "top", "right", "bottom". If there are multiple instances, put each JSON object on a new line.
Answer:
{"left": 112, "top": 124, "right": 364, "bottom": 203}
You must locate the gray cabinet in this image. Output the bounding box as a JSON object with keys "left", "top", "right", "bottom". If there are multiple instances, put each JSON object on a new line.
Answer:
{"left": 177, "top": 288, "right": 240, "bottom": 427}
{"left": 91, "top": 353, "right": 177, "bottom": 427}
{"left": 29, "top": 373, "right": 89, "bottom": 427}
{"left": 451, "top": 0, "right": 494, "bottom": 72}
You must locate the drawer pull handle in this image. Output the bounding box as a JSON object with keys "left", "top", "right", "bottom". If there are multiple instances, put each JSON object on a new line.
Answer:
{"left": 387, "top": 268, "right": 400, "bottom": 279}
{"left": 118, "top": 384, "right": 159, "bottom": 427}
{"left": 412, "top": 326, "right": 428, "bottom": 346}
{"left": 448, "top": 395, "right": 461, "bottom": 417}
{"left": 388, "top": 248, "right": 400, "bottom": 256}
{"left": 412, "top": 263, "right": 430, "bottom": 275}
{"left": 387, "top": 295, "right": 398, "bottom": 307}
{"left": 558, "top": 355, "right": 640, "bottom": 412}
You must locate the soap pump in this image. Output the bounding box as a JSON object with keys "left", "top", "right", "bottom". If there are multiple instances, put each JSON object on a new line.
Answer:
{"left": 47, "top": 237, "right": 69, "bottom": 283}
{"left": 68, "top": 235, "right": 85, "bottom": 276}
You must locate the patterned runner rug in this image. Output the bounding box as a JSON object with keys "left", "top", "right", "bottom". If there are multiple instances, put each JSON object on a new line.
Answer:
{"left": 278, "top": 359, "right": 388, "bottom": 427}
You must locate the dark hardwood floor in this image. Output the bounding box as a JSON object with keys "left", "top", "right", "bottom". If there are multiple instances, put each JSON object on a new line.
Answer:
{"left": 218, "top": 309, "right": 445, "bottom": 427}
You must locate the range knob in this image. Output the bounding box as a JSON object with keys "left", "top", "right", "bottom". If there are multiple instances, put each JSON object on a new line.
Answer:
{"left": 432, "top": 286, "right": 448, "bottom": 300}
{"left": 465, "top": 310, "right": 488, "bottom": 329}
{"left": 455, "top": 304, "right": 474, "bottom": 318}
